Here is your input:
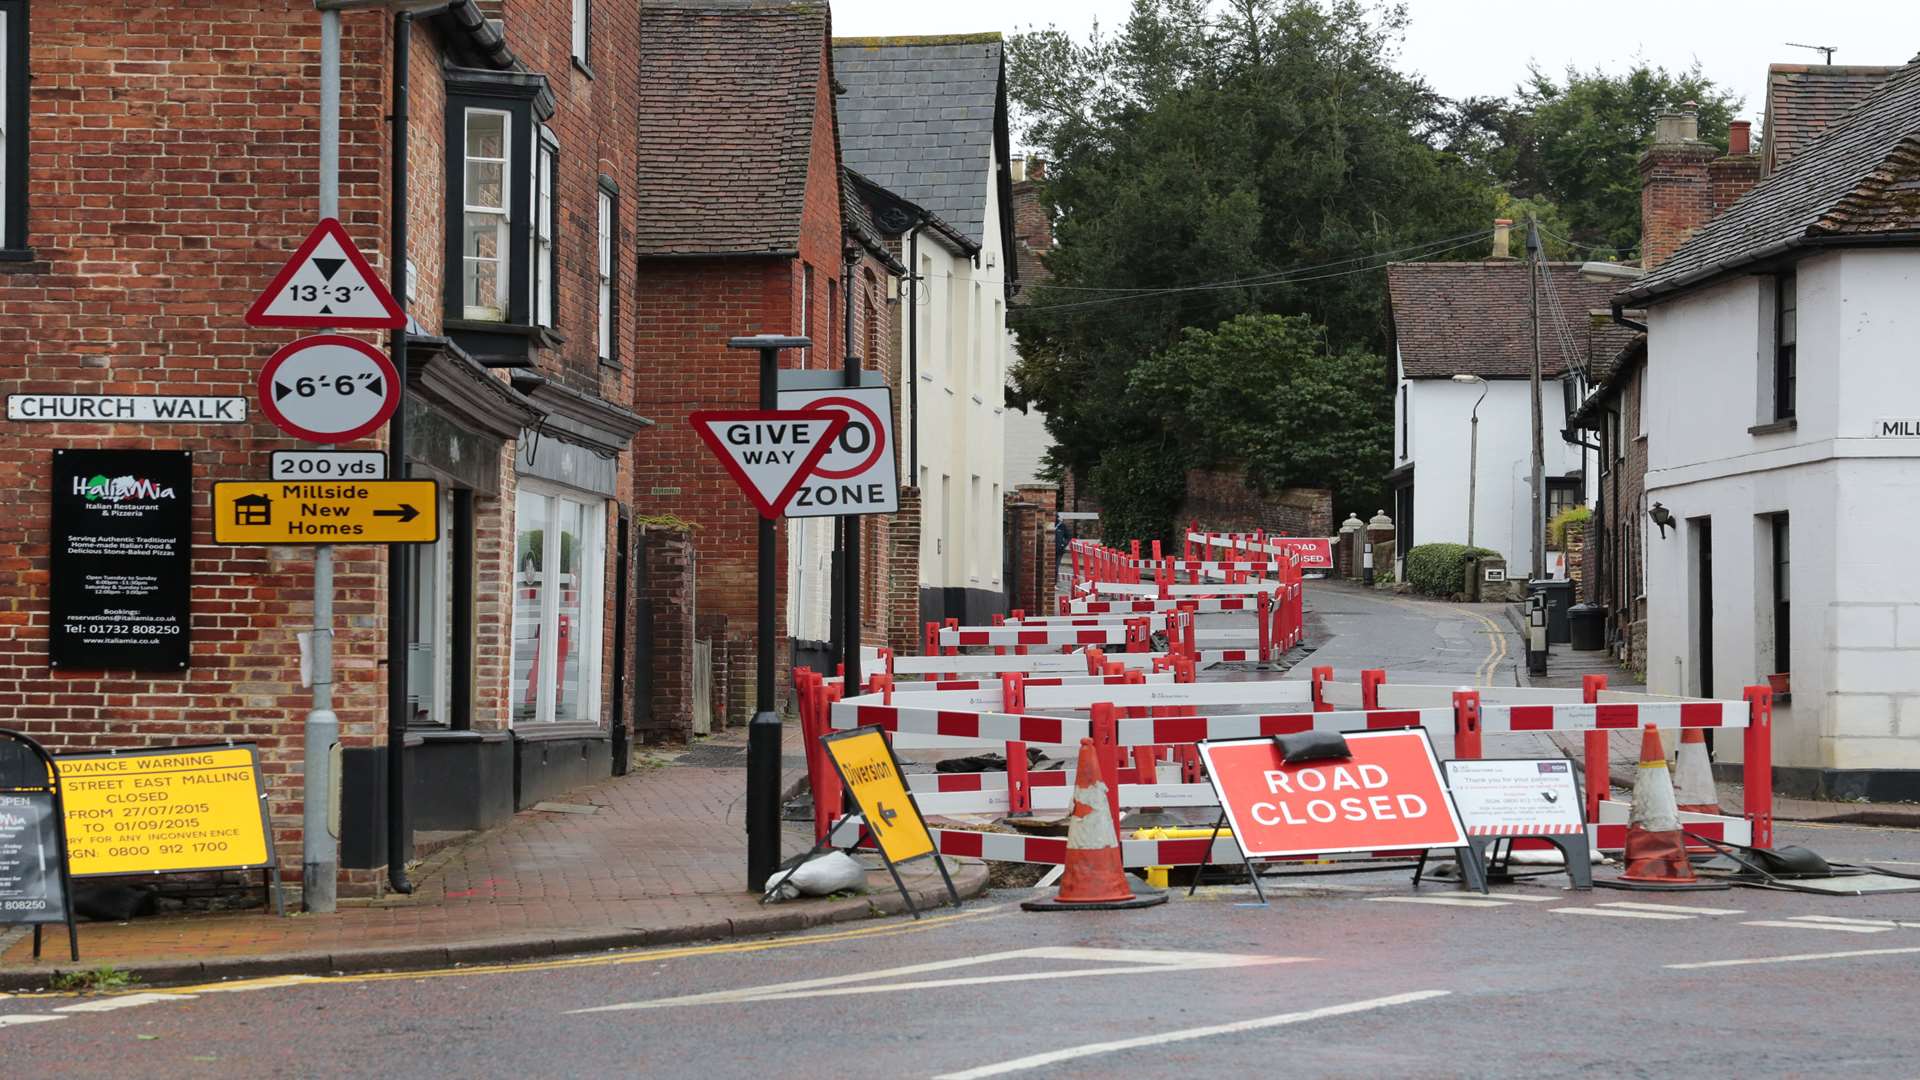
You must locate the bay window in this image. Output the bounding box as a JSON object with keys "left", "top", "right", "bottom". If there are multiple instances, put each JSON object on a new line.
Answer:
{"left": 443, "top": 69, "right": 554, "bottom": 364}
{"left": 461, "top": 109, "right": 512, "bottom": 321}
{"left": 511, "top": 484, "right": 605, "bottom": 726}
{"left": 533, "top": 127, "right": 556, "bottom": 328}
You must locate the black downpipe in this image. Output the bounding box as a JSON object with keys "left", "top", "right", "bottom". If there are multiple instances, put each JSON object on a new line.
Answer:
{"left": 907, "top": 227, "right": 919, "bottom": 478}
{"left": 385, "top": 12, "right": 414, "bottom": 895}
{"left": 842, "top": 251, "right": 861, "bottom": 690}
{"left": 611, "top": 509, "right": 630, "bottom": 775}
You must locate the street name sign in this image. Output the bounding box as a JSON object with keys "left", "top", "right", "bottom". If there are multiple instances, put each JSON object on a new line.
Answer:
{"left": 775, "top": 385, "right": 900, "bottom": 517}
{"left": 690, "top": 410, "right": 847, "bottom": 519}
{"left": 245, "top": 217, "right": 406, "bottom": 329}
{"left": 1197, "top": 729, "right": 1470, "bottom": 858}
{"left": 271, "top": 450, "right": 386, "bottom": 481}
{"left": 1874, "top": 418, "right": 1920, "bottom": 437}
{"left": 56, "top": 745, "right": 273, "bottom": 878}
{"left": 7, "top": 394, "right": 247, "bottom": 423}
{"left": 257, "top": 334, "right": 401, "bottom": 443}
{"left": 211, "top": 480, "right": 439, "bottom": 543}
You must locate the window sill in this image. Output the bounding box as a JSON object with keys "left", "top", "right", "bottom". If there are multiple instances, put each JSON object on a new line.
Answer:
{"left": 573, "top": 56, "right": 595, "bottom": 80}
{"left": 0, "top": 249, "right": 47, "bottom": 274}
{"left": 511, "top": 722, "right": 608, "bottom": 743}
{"left": 1748, "top": 418, "right": 1797, "bottom": 436}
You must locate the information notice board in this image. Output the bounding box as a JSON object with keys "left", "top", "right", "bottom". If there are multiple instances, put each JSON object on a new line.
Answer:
{"left": 56, "top": 744, "right": 273, "bottom": 877}
{"left": 0, "top": 789, "right": 67, "bottom": 924}
{"left": 50, "top": 449, "right": 192, "bottom": 671}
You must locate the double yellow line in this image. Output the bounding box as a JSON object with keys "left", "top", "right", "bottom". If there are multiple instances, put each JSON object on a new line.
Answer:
{"left": 1460, "top": 607, "right": 1510, "bottom": 688}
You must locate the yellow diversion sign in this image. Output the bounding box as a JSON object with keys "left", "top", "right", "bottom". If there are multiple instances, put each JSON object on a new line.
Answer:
{"left": 212, "top": 480, "right": 439, "bottom": 544}
{"left": 55, "top": 745, "right": 273, "bottom": 877}
{"left": 823, "top": 727, "right": 934, "bottom": 864}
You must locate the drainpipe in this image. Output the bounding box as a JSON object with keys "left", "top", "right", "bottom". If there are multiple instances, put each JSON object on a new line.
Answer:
{"left": 907, "top": 225, "right": 920, "bottom": 478}
{"left": 385, "top": 9, "right": 416, "bottom": 895}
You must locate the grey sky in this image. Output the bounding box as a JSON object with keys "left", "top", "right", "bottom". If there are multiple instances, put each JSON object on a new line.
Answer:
{"left": 833, "top": 0, "right": 1920, "bottom": 138}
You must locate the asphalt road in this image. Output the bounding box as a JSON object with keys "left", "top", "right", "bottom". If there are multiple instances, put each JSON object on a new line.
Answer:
{"left": 6, "top": 586, "right": 1918, "bottom": 1078}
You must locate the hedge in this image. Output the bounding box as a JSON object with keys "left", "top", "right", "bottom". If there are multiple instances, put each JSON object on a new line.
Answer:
{"left": 1403, "top": 542, "right": 1500, "bottom": 598}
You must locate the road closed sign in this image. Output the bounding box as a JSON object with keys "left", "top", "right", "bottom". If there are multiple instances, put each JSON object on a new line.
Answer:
{"left": 776, "top": 385, "right": 899, "bottom": 517}
{"left": 55, "top": 745, "right": 273, "bottom": 877}
{"left": 1197, "top": 729, "right": 1469, "bottom": 859}
{"left": 823, "top": 726, "right": 934, "bottom": 865}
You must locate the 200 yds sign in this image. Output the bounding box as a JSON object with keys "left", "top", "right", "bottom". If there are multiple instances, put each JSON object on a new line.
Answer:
{"left": 776, "top": 385, "right": 900, "bottom": 517}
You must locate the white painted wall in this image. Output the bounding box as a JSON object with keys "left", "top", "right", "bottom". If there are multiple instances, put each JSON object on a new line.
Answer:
{"left": 1643, "top": 248, "right": 1920, "bottom": 770}
{"left": 1003, "top": 397, "right": 1053, "bottom": 492}
{"left": 897, "top": 150, "right": 1010, "bottom": 599}
{"left": 1395, "top": 349, "right": 1592, "bottom": 571}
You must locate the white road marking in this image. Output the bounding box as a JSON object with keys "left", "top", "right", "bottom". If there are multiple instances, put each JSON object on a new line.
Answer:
{"left": 194, "top": 975, "right": 323, "bottom": 994}
{"left": 1741, "top": 920, "right": 1892, "bottom": 934}
{"left": 1599, "top": 901, "right": 1745, "bottom": 916}
{"left": 54, "top": 992, "right": 197, "bottom": 1014}
{"left": 1552, "top": 908, "right": 1691, "bottom": 921}
{"left": 1784, "top": 915, "right": 1913, "bottom": 929}
{"left": 0, "top": 1015, "right": 66, "bottom": 1028}
{"left": 569, "top": 947, "right": 1306, "bottom": 1013}
{"left": 1445, "top": 891, "right": 1560, "bottom": 902}
{"left": 934, "top": 990, "right": 1453, "bottom": 1079}
{"left": 1668, "top": 946, "right": 1920, "bottom": 970}
{"left": 1366, "top": 896, "right": 1509, "bottom": 908}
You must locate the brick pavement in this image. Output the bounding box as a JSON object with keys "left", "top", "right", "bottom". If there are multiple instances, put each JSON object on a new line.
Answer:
{"left": 0, "top": 727, "right": 984, "bottom": 987}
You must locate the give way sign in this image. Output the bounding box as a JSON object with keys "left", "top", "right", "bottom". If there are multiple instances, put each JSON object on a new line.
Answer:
{"left": 690, "top": 410, "right": 848, "bottom": 519}
{"left": 775, "top": 385, "right": 899, "bottom": 518}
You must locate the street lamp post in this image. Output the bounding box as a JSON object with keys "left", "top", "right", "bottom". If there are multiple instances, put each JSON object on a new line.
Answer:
{"left": 727, "top": 334, "right": 812, "bottom": 892}
{"left": 1451, "top": 374, "right": 1489, "bottom": 548}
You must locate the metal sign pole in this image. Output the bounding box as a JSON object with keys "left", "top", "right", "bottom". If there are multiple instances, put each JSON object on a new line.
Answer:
{"left": 303, "top": 7, "right": 342, "bottom": 914}
{"left": 729, "top": 335, "right": 813, "bottom": 892}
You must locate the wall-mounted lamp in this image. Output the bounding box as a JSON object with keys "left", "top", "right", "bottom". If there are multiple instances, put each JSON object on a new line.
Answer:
{"left": 1648, "top": 501, "right": 1675, "bottom": 538}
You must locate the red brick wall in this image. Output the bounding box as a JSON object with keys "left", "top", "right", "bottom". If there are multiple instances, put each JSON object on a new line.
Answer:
{"left": 639, "top": 525, "right": 693, "bottom": 743}
{"left": 0, "top": 1, "right": 398, "bottom": 886}
{"left": 1010, "top": 161, "right": 1053, "bottom": 290}
{"left": 887, "top": 486, "right": 923, "bottom": 654}
{"left": 1180, "top": 467, "right": 1332, "bottom": 538}
{"left": 1638, "top": 142, "right": 1718, "bottom": 270}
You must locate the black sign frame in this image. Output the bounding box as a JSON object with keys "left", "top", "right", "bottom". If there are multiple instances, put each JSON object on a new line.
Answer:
{"left": 50, "top": 449, "right": 193, "bottom": 671}
{"left": 0, "top": 728, "right": 80, "bottom": 961}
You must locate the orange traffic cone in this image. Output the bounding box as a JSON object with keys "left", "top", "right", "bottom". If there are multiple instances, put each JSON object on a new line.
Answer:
{"left": 1022, "top": 738, "right": 1168, "bottom": 911}
{"left": 1673, "top": 728, "right": 1721, "bottom": 815}
{"left": 1619, "top": 726, "right": 1699, "bottom": 886}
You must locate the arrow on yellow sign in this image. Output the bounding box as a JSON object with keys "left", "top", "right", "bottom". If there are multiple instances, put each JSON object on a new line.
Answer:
{"left": 211, "top": 480, "right": 440, "bottom": 544}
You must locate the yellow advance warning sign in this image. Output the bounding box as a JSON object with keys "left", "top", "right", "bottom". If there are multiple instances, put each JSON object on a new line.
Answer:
{"left": 56, "top": 746, "right": 272, "bottom": 877}
{"left": 211, "top": 480, "right": 440, "bottom": 544}
{"left": 825, "top": 728, "right": 934, "bottom": 864}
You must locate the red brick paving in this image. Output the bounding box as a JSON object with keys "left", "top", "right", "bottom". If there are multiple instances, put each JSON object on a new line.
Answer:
{"left": 0, "top": 729, "right": 977, "bottom": 983}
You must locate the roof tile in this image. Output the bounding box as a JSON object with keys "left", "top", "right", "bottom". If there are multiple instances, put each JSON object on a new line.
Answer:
{"left": 1387, "top": 261, "right": 1636, "bottom": 380}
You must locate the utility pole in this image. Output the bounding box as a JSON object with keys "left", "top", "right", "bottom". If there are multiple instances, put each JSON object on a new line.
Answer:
{"left": 728, "top": 334, "right": 812, "bottom": 892}
{"left": 1527, "top": 217, "right": 1545, "bottom": 583}
{"left": 303, "top": 5, "right": 343, "bottom": 915}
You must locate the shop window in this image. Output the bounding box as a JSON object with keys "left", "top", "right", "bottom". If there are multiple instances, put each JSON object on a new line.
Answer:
{"left": 511, "top": 485, "right": 606, "bottom": 726}
{"left": 0, "top": 0, "right": 27, "bottom": 254}
{"left": 406, "top": 490, "right": 457, "bottom": 727}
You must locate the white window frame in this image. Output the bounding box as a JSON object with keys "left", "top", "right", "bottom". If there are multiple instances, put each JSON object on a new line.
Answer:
{"left": 597, "top": 187, "right": 613, "bottom": 361}
{"left": 510, "top": 483, "right": 606, "bottom": 727}
{"left": 533, "top": 127, "right": 556, "bottom": 329}
{"left": 571, "top": 0, "right": 589, "bottom": 66}
{"left": 462, "top": 107, "right": 512, "bottom": 321}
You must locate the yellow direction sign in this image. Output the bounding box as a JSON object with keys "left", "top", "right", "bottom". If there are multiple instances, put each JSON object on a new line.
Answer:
{"left": 824, "top": 727, "right": 935, "bottom": 864}
{"left": 212, "top": 479, "right": 439, "bottom": 543}
{"left": 56, "top": 745, "right": 273, "bottom": 877}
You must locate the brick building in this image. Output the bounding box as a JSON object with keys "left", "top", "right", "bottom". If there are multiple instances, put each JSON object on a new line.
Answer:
{"left": 630, "top": 1, "right": 847, "bottom": 711}
{"left": 0, "top": 0, "right": 646, "bottom": 897}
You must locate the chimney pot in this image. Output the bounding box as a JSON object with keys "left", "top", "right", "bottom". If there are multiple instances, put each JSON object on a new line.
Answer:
{"left": 1491, "top": 218, "right": 1513, "bottom": 260}
{"left": 1728, "top": 120, "right": 1751, "bottom": 156}
{"left": 1654, "top": 109, "right": 1699, "bottom": 146}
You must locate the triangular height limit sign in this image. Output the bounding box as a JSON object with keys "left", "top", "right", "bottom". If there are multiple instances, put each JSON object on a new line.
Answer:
{"left": 246, "top": 218, "right": 407, "bottom": 329}
{"left": 690, "top": 410, "right": 848, "bottom": 519}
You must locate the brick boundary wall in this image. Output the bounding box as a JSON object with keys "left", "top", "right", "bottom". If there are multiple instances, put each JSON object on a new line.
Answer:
{"left": 886, "top": 486, "right": 923, "bottom": 655}
{"left": 1181, "top": 467, "right": 1332, "bottom": 539}
{"left": 640, "top": 525, "right": 695, "bottom": 743}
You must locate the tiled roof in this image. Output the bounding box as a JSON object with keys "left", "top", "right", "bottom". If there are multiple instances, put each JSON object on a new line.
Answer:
{"left": 844, "top": 169, "right": 906, "bottom": 274}
{"left": 634, "top": 3, "right": 829, "bottom": 256}
{"left": 1626, "top": 62, "right": 1920, "bottom": 304}
{"left": 831, "top": 35, "right": 1005, "bottom": 247}
{"left": 1759, "top": 64, "right": 1899, "bottom": 177}
{"left": 1387, "top": 261, "right": 1637, "bottom": 380}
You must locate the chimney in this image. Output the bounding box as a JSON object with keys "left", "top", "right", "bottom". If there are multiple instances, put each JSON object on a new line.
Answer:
{"left": 1638, "top": 107, "right": 1717, "bottom": 270}
{"left": 1709, "top": 118, "right": 1761, "bottom": 217}
{"left": 1010, "top": 158, "right": 1054, "bottom": 288}
{"left": 1491, "top": 218, "right": 1513, "bottom": 259}
{"left": 1727, "top": 119, "right": 1751, "bottom": 156}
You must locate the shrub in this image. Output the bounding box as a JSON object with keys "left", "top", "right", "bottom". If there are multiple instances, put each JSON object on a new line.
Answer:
{"left": 1549, "top": 505, "right": 1591, "bottom": 547}
{"left": 1403, "top": 542, "right": 1499, "bottom": 598}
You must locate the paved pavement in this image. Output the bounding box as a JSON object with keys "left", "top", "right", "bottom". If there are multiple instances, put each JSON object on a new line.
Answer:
{"left": 0, "top": 726, "right": 984, "bottom": 987}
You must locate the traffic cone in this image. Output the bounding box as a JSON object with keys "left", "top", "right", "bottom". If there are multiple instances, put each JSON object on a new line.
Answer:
{"left": 1619, "top": 726, "right": 1697, "bottom": 885}
{"left": 1022, "top": 738, "right": 1168, "bottom": 911}
{"left": 1673, "top": 728, "right": 1721, "bottom": 815}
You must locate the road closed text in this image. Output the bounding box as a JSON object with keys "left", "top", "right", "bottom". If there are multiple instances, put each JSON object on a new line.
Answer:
{"left": 1251, "top": 763, "right": 1429, "bottom": 826}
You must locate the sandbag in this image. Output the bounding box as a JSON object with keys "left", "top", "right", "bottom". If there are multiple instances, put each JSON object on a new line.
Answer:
{"left": 763, "top": 851, "right": 871, "bottom": 902}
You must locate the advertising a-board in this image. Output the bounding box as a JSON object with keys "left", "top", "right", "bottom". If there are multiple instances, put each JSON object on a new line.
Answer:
{"left": 49, "top": 449, "right": 193, "bottom": 671}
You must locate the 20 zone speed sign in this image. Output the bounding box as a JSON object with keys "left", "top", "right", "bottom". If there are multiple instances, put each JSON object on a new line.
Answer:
{"left": 257, "top": 334, "right": 401, "bottom": 444}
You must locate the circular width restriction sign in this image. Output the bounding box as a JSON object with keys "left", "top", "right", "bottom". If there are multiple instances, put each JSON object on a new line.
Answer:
{"left": 256, "top": 334, "right": 400, "bottom": 443}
